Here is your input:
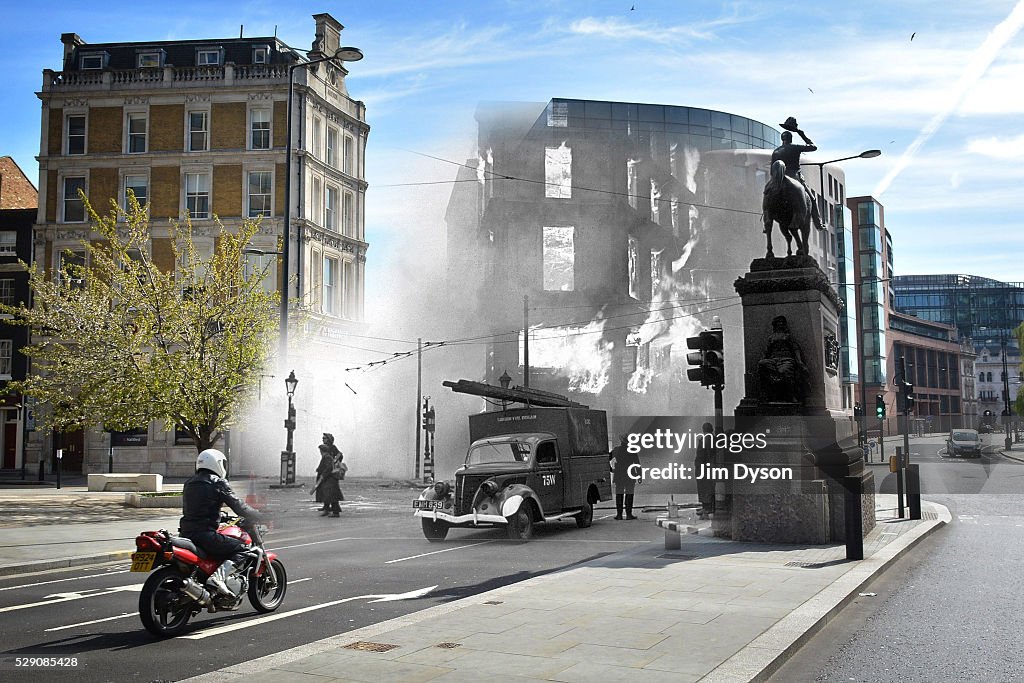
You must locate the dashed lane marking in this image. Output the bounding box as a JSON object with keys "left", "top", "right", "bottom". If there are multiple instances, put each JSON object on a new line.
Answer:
{"left": 0, "top": 570, "right": 129, "bottom": 592}
{"left": 45, "top": 612, "right": 135, "bottom": 632}
{"left": 385, "top": 541, "right": 495, "bottom": 564}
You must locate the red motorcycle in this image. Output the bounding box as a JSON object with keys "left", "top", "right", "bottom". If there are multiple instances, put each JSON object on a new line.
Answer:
{"left": 131, "top": 514, "right": 287, "bottom": 637}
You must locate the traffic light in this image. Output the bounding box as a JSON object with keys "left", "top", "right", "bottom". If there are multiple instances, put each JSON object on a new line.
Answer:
{"left": 421, "top": 399, "right": 430, "bottom": 431}
{"left": 903, "top": 383, "right": 915, "bottom": 415}
{"left": 685, "top": 329, "right": 724, "bottom": 388}
{"left": 875, "top": 394, "right": 886, "bottom": 419}
{"left": 425, "top": 408, "right": 436, "bottom": 433}
{"left": 854, "top": 403, "right": 862, "bottom": 418}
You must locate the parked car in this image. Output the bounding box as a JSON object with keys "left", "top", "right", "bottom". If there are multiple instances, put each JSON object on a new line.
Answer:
{"left": 946, "top": 429, "right": 982, "bottom": 457}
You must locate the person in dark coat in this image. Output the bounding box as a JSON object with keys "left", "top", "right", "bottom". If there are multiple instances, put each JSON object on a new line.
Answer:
{"left": 695, "top": 422, "right": 716, "bottom": 519}
{"left": 313, "top": 444, "right": 343, "bottom": 517}
{"left": 317, "top": 433, "right": 343, "bottom": 511}
{"left": 610, "top": 434, "right": 641, "bottom": 520}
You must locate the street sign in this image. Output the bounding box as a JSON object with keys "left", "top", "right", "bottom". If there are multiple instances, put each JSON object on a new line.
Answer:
{"left": 868, "top": 440, "right": 877, "bottom": 450}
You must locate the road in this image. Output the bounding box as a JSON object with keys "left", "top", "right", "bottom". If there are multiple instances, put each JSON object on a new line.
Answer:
{"left": 772, "top": 438, "right": 1024, "bottom": 681}
{"left": 0, "top": 482, "right": 662, "bottom": 682}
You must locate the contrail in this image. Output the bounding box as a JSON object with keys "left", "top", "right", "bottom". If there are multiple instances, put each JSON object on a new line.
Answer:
{"left": 873, "top": 1, "right": 1024, "bottom": 197}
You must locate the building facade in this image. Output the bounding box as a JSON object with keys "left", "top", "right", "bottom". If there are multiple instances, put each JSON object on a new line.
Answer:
{"left": 31, "top": 14, "right": 368, "bottom": 474}
{"left": 446, "top": 98, "right": 858, "bottom": 423}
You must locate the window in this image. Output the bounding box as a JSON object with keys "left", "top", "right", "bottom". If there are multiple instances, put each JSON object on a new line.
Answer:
{"left": 127, "top": 113, "right": 147, "bottom": 153}
{"left": 542, "top": 226, "right": 575, "bottom": 291}
{"left": 188, "top": 110, "right": 209, "bottom": 151}
{"left": 547, "top": 101, "right": 568, "bottom": 127}
{"left": 326, "top": 127, "right": 338, "bottom": 168}
{"left": 536, "top": 441, "right": 558, "bottom": 465}
{"left": 137, "top": 52, "right": 161, "bottom": 68}
{"left": 311, "top": 178, "right": 322, "bottom": 225}
{"left": 0, "top": 340, "right": 11, "bottom": 378}
{"left": 979, "top": 372, "right": 985, "bottom": 382}
{"left": 310, "top": 250, "right": 322, "bottom": 311}
{"left": 343, "top": 260, "right": 354, "bottom": 319}
{"left": 124, "top": 174, "right": 148, "bottom": 211}
{"left": 196, "top": 50, "right": 220, "bottom": 66}
{"left": 59, "top": 249, "right": 86, "bottom": 289}
{"left": 311, "top": 117, "right": 322, "bottom": 159}
{"left": 544, "top": 144, "right": 572, "bottom": 198}
{"left": 253, "top": 47, "right": 269, "bottom": 64}
{"left": 987, "top": 372, "right": 993, "bottom": 382}
{"left": 0, "top": 233, "right": 16, "bottom": 256}
{"left": 80, "top": 53, "right": 104, "bottom": 70}
{"left": 342, "top": 192, "right": 353, "bottom": 237}
{"left": 247, "top": 171, "right": 272, "bottom": 217}
{"left": 67, "top": 115, "right": 86, "bottom": 155}
{"left": 323, "top": 257, "right": 337, "bottom": 314}
{"left": 325, "top": 186, "right": 338, "bottom": 231}
{"left": 250, "top": 109, "right": 270, "bottom": 150}
{"left": 63, "top": 176, "right": 86, "bottom": 222}
{"left": 185, "top": 173, "right": 210, "bottom": 219}
{"left": 0, "top": 279, "right": 13, "bottom": 306}
{"left": 343, "top": 135, "right": 353, "bottom": 174}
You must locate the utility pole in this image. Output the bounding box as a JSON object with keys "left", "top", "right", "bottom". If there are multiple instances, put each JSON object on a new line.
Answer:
{"left": 523, "top": 294, "right": 530, "bottom": 388}
{"left": 415, "top": 338, "right": 422, "bottom": 480}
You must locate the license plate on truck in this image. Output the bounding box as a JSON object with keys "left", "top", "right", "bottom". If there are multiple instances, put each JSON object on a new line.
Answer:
{"left": 413, "top": 500, "right": 444, "bottom": 510}
{"left": 130, "top": 552, "right": 157, "bottom": 572}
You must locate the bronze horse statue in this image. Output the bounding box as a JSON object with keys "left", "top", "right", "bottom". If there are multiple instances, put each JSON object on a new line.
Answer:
{"left": 762, "top": 160, "right": 811, "bottom": 257}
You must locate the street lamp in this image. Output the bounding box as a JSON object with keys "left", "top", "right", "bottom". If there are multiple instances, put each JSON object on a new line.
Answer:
{"left": 281, "top": 370, "right": 299, "bottom": 486}
{"left": 281, "top": 46, "right": 364, "bottom": 363}
{"left": 981, "top": 326, "right": 1015, "bottom": 450}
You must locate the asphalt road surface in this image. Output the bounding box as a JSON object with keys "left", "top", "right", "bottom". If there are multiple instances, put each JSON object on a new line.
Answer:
{"left": 0, "top": 483, "right": 662, "bottom": 682}
{"left": 772, "top": 441, "right": 1024, "bottom": 682}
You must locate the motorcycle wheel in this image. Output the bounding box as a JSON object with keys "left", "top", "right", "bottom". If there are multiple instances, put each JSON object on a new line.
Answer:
{"left": 139, "top": 567, "right": 194, "bottom": 638}
{"left": 248, "top": 558, "right": 288, "bottom": 613}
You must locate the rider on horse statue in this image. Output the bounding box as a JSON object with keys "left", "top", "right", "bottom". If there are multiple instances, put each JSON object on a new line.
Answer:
{"left": 769, "top": 117, "right": 823, "bottom": 231}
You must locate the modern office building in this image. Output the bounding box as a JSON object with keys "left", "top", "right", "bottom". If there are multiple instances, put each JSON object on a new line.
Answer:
{"left": 30, "top": 14, "right": 368, "bottom": 474}
{"left": 893, "top": 274, "right": 1022, "bottom": 422}
{"left": 445, "top": 98, "right": 857, "bottom": 423}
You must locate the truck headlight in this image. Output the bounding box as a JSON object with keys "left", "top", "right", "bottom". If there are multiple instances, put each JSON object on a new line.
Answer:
{"left": 433, "top": 481, "right": 451, "bottom": 497}
{"left": 480, "top": 479, "right": 500, "bottom": 497}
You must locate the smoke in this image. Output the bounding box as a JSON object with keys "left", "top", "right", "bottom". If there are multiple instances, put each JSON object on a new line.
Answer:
{"left": 873, "top": 1, "right": 1024, "bottom": 197}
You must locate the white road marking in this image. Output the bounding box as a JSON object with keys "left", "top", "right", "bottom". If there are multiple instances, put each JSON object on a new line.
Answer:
{"left": 0, "top": 570, "right": 129, "bottom": 592}
{"left": 289, "top": 577, "right": 312, "bottom": 585}
{"left": 45, "top": 612, "right": 135, "bottom": 632}
{"left": 384, "top": 541, "right": 494, "bottom": 564}
{"left": 181, "top": 585, "right": 436, "bottom": 639}
{"left": 0, "top": 583, "right": 143, "bottom": 613}
{"left": 597, "top": 514, "right": 615, "bottom": 520}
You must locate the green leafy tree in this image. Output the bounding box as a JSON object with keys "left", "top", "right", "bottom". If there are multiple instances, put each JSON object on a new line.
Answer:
{"left": 0, "top": 195, "right": 279, "bottom": 452}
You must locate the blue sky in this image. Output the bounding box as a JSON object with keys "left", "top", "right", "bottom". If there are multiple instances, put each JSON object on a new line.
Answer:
{"left": 3, "top": 0, "right": 1023, "bottom": 295}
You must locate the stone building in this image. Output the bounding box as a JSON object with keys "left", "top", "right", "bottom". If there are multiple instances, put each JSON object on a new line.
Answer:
{"left": 30, "top": 13, "right": 368, "bottom": 475}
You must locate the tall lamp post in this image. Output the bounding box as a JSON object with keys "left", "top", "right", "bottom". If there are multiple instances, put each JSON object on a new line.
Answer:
{"left": 280, "top": 46, "right": 364, "bottom": 363}
{"left": 981, "top": 326, "right": 1015, "bottom": 451}
{"left": 803, "top": 150, "right": 882, "bottom": 458}
{"left": 281, "top": 370, "right": 299, "bottom": 486}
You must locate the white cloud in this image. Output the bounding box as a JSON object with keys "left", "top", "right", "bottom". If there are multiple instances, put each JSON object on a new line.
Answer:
{"left": 966, "top": 133, "right": 1024, "bottom": 159}
{"left": 566, "top": 16, "right": 721, "bottom": 43}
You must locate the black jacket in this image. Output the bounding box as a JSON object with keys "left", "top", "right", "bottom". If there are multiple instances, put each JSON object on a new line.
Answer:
{"left": 179, "top": 468, "right": 261, "bottom": 537}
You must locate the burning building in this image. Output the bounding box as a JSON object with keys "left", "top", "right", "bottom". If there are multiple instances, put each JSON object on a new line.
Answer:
{"left": 445, "top": 99, "right": 841, "bottom": 421}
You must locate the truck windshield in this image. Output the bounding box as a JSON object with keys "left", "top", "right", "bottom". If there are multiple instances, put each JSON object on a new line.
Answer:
{"left": 467, "top": 441, "right": 532, "bottom": 466}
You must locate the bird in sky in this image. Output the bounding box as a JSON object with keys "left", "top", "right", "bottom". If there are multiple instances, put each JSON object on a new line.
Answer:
{"left": 631, "top": 4, "right": 635, "bottom": 10}
{"left": 911, "top": 32, "right": 916, "bottom": 41}
{"left": 808, "top": 87, "right": 814, "bottom": 94}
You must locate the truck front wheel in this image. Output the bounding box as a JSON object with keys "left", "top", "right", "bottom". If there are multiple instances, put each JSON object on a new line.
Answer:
{"left": 422, "top": 518, "right": 449, "bottom": 542}
{"left": 575, "top": 499, "right": 594, "bottom": 528}
{"left": 506, "top": 503, "right": 535, "bottom": 542}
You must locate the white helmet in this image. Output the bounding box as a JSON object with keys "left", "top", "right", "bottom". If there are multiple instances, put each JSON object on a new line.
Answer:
{"left": 196, "top": 448, "right": 228, "bottom": 479}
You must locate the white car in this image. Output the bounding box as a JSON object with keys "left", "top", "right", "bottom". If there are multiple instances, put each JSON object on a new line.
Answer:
{"left": 946, "top": 429, "right": 982, "bottom": 458}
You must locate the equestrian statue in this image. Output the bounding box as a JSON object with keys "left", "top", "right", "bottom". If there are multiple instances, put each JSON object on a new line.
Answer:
{"left": 762, "top": 116, "right": 823, "bottom": 258}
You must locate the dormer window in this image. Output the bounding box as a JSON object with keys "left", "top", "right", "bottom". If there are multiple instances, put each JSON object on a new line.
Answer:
{"left": 197, "top": 49, "right": 221, "bottom": 66}
{"left": 252, "top": 46, "right": 269, "bottom": 64}
{"left": 137, "top": 51, "right": 162, "bottom": 68}
{"left": 80, "top": 53, "right": 106, "bottom": 70}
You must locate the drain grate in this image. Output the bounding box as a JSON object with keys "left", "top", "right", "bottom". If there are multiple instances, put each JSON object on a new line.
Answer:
{"left": 656, "top": 553, "right": 696, "bottom": 561}
{"left": 482, "top": 600, "right": 503, "bottom": 605}
{"left": 344, "top": 641, "right": 400, "bottom": 653}
{"left": 436, "top": 642, "right": 462, "bottom": 649}
{"left": 785, "top": 561, "right": 817, "bottom": 568}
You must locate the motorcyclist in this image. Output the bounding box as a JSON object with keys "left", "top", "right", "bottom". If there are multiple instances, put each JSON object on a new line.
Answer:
{"left": 179, "top": 449, "right": 263, "bottom": 597}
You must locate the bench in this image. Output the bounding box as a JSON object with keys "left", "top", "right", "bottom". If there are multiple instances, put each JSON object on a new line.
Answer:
{"left": 87, "top": 473, "right": 163, "bottom": 492}
{"left": 656, "top": 517, "right": 697, "bottom": 550}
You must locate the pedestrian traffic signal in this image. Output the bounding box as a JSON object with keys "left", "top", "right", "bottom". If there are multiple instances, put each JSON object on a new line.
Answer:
{"left": 685, "top": 329, "right": 724, "bottom": 388}
{"left": 875, "top": 394, "right": 885, "bottom": 419}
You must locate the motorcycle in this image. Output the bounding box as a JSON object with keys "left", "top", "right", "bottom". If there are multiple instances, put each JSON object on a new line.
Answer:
{"left": 131, "top": 513, "right": 287, "bottom": 637}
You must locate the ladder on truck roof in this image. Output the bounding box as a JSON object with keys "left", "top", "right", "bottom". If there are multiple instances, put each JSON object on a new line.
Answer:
{"left": 442, "top": 379, "right": 590, "bottom": 409}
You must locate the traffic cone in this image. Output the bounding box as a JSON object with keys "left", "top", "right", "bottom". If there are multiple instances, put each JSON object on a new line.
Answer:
{"left": 245, "top": 470, "right": 265, "bottom": 508}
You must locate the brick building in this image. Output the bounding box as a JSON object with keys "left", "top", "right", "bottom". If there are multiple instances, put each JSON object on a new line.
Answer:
{"left": 30, "top": 14, "right": 368, "bottom": 475}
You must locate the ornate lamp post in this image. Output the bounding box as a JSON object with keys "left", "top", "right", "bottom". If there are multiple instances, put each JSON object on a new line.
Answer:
{"left": 281, "top": 370, "right": 299, "bottom": 486}
{"left": 280, "top": 46, "right": 363, "bottom": 363}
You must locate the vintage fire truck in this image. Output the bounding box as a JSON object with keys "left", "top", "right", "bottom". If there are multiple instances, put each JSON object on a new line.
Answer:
{"left": 413, "top": 380, "right": 612, "bottom": 542}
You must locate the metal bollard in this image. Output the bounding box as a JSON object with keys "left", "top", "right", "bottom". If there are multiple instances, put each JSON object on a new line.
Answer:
{"left": 907, "top": 464, "right": 921, "bottom": 520}
{"left": 38, "top": 460, "right": 45, "bottom": 482}
{"left": 844, "top": 476, "right": 864, "bottom": 560}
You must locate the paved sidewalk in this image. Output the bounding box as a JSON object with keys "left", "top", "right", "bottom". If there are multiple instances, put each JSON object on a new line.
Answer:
{"left": 182, "top": 494, "right": 948, "bottom": 683}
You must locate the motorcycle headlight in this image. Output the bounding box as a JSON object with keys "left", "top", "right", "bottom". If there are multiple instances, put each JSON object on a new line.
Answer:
{"left": 433, "top": 481, "right": 451, "bottom": 497}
